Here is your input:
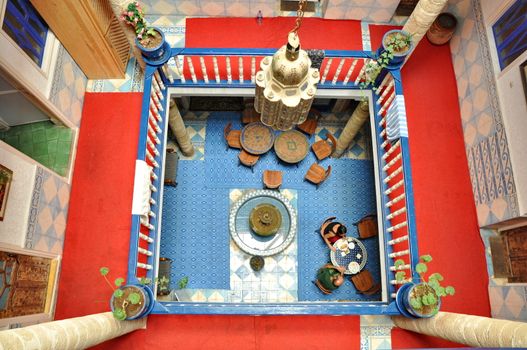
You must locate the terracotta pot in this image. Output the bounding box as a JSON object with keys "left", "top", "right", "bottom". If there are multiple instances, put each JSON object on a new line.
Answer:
{"left": 427, "top": 13, "right": 458, "bottom": 46}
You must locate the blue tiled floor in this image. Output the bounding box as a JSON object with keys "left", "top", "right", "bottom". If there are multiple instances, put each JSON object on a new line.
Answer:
{"left": 160, "top": 111, "right": 380, "bottom": 301}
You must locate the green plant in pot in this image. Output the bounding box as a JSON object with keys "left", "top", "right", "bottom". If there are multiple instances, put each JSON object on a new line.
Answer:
{"left": 120, "top": 1, "right": 167, "bottom": 61}
{"left": 362, "top": 30, "right": 412, "bottom": 89}
{"left": 394, "top": 254, "right": 455, "bottom": 318}
{"left": 100, "top": 267, "right": 154, "bottom": 320}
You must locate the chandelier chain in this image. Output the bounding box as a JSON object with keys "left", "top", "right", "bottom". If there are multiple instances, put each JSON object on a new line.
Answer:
{"left": 290, "top": 0, "right": 306, "bottom": 36}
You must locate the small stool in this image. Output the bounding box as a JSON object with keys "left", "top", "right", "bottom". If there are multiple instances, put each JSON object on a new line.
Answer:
{"left": 263, "top": 170, "right": 282, "bottom": 189}
{"left": 354, "top": 215, "right": 378, "bottom": 239}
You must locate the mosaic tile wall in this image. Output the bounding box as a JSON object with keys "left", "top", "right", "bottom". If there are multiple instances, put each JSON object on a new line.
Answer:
{"left": 448, "top": 0, "right": 519, "bottom": 227}
{"left": 25, "top": 167, "right": 70, "bottom": 255}
{"left": 49, "top": 46, "right": 87, "bottom": 127}
{"left": 134, "top": 0, "right": 398, "bottom": 22}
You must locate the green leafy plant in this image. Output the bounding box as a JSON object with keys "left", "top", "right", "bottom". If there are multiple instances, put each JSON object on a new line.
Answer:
{"left": 100, "top": 267, "right": 143, "bottom": 320}
{"left": 0, "top": 168, "right": 10, "bottom": 184}
{"left": 177, "top": 276, "right": 189, "bottom": 289}
{"left": 361, "top": 31, "right": 412, "bottom": 89}
{"left": 119, "top": 2, "right": 157, "bottom": 44}
{"left": 395, "top": 254, "right": 455, "bottom": 315}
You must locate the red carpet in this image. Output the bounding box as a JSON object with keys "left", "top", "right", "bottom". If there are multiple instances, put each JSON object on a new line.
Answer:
{"left": 56, "top": 20, "right": 490, "bottom": 349}
{"left": 370, "top": 25, "right": 491, "bottom": 348}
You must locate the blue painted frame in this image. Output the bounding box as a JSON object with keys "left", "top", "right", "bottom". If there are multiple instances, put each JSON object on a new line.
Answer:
{"left": 2, "top": 0, "right": 48, "bottom": 66}
{"left": 129, "top": 46, "right": 420, "bottom": 315}
{"left": 492, "top": 0, "right": 527, "bottom": 70}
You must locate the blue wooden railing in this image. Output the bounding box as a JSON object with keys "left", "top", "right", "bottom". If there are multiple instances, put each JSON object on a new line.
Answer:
{"left": 128, "top": 46, "right": 419, "bottom": 315}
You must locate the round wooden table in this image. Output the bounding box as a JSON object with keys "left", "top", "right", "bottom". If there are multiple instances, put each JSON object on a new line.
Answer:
{"left": 273, "top": 130, "right": 310, "bottom": 163}
{"left": 240, "top": 122, "right": 275, "bottom": 155}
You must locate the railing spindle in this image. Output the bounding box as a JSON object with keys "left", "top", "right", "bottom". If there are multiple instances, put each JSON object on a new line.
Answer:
{"left": 162, "top": 64, "right": 174, "bottom": 84}
{"left": 321, "top": 58, "right": 332, "bottom": 84}
{"left": 186, "top": 57, "right": 197, "bottom": 83}
{"left": 238, "top": 57, "right": 244, "bottom": 83}
{"left": 174, "top": 56, "right": 185, "bottom": 83}
{"left": 199, "top": 56, "right": 209, "bottom": 83}
{"left": 213, "top": 56, "right": 220, "bottom": 83}
{"left": 332, "top": 58, "right": 345, "bottom": 85}
{"left": 251, "top": 56, "right": 256, "bottom": 83}
{"left": 343, "top": 59, "right": 357, "bottom": 85}
{"left": 226, "top": 57, "right": 232, "bottom": 84}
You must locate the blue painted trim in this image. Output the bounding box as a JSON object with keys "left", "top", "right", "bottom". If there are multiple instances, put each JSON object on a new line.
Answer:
{"left": 175, "top": 47, "right": 370, "bottom": 58}
{"left": 127, "top": 215, "right": 141, "bottom": 284}
{"left": 167, "top": 80, "right": 363, "bottom": 89}
{"left": 371, "top": 93, "right": 397, "bottom": 300}
{"left": 492, "top": 0, "right": 527, "bottom": 70}
{"left": 152, "top": 300, "right": 401, "bottom": 315}
{"left": 399, "top": 137, "right": 420, "bottom": 282}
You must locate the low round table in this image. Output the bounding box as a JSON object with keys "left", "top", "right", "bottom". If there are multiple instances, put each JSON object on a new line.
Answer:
{"left": 330, "top": 237, "right": 367, "bottom": 275}
{"left": 273, "top": 130, "right": 310, "bottom": 164}
{"left": 240, "top": 122, "right": 275, "bottom": 155}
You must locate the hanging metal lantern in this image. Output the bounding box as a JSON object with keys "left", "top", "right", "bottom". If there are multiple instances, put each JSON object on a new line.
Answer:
{"left": 254, "top": 0, "right": 319, "bottom": 131}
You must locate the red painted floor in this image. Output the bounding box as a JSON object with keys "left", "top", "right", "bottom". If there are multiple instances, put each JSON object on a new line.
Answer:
{"left": 55, "top": 20, "right": 490, "bottom": 349}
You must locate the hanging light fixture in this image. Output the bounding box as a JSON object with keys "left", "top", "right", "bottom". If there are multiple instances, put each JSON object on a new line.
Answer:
{"left": 254, "top": 0, "right": 319, "bottom": 131}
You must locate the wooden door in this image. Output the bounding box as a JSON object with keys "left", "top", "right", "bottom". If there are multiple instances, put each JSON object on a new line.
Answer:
{"left": 0, "top": 252, "right": 52, "bottom": 318}
{"left": 505, "top": 226, "right": 527, "bottom": 282}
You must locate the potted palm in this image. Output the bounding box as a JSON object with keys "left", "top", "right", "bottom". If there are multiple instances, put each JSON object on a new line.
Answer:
{"left": 100, "top": 267, "right": 154, "bottom": 320}
{"left": 120, "top": 2, "right": 168, "bottom": 62}
{"left": 394, "top": 254, "right": 455, "bottom": 318}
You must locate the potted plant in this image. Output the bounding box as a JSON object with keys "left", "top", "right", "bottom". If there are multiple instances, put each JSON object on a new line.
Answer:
{"left": 120, "top": 2, "right": 168, "bottom": 62}
{"left": 362, "top": 30, "right": 413, "bottom": 88}
{"left": 394, "top": 254, "right": 455, "bottom": 318}
{"left": 100, "top": 267, "right": 154, "bottom": 320}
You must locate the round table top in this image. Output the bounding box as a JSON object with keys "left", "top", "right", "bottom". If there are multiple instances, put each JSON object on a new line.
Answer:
{"left": 273, "top": 130, "right": 310, "bottom": 164}
{"left": 240, "top": 122, "right": 275, "bottom": 155}
{"left": 330, "top": 237, "right": 367, "bottom": 275}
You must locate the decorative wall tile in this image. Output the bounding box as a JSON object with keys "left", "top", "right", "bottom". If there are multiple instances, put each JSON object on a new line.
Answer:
{"left": 25, "top": 167, "right": 70, "bottom": 254}
{"left": 360, "top": 315, "right": 393, "bottom": 350}
{"left": 49, "top": 46, "right": 87, "bottom": 127}
{"left": 448, "top": 0, "right": 519, "bottom": 226}
{"left": 326, "top": 0, "right": 399, "bottom": 22}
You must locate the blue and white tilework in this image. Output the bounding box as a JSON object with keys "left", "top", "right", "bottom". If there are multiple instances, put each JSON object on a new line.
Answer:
{"left": 25, "top": 167, "right": 70, "bottom": 254}
{"left": 325, "top": 0, "right": 399, "bottom": 23}
{"left": 489, "top": 285, "right": 527, "bottom": 321}
{"left": 448, "top": 0, "right": 519, "bottom": 226}
{"left": 229, "top": 189, "right": 298, "bottom": 303}
{"left": 86, "top": 57, "right": 144, "bottom": 93}
{"left": 360, "top": 315, "right": 393, "bottom": 350}
{"left": 49, "top": 46, "right": 87, "bottom": 127}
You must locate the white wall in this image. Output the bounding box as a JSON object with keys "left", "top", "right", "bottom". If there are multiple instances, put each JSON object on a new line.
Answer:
{"left": 0, "top": 75, "right": 50, "bottom": 126}
{"left": 0, "top": 143, "right": 35, "bottom": 246}
{"left": 496, "top": 51, "right": 527, "bottom": 216}
{"left": 481, "top": 0, "right": 527, "bottom": 216}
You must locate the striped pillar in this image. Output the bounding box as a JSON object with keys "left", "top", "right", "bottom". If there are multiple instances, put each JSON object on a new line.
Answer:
{"left": 402, "top": 0, "right": 449, "bottom": 60}
{"left": 393, "top": 311, "right": 527, "bottom": 348}
{"left": 0, "top": 312, "right": 146, "bottom": 349}
{"left": 333, "top": 101, "right": 369, "bottom": 158}
{"left": 168, "top": 99, "right": 194, "bottom": 157}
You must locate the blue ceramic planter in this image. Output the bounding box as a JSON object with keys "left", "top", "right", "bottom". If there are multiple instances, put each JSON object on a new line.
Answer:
{"left": 395, "top": 282, "right": 441, "bottom": 318}
{"left": 376, "top": 29, "right": 413, "bottom": 68}
{"left": 136, "top": 27, "right": 167, "bottom": 62}
{"left": 110, "top": 284, "right": 154, "bottom": 320}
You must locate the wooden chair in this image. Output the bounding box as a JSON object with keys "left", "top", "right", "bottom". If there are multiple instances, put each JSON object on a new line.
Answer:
{"left": 304, "top": 163, "right": 331, "bottom": 188}
{"left": 314, "top": 280, "right": 332, "bottom": 295}
{"left": 312, "top": 132, "right": 337, "bottom": 161}
{"left": 350, "top": 269, "right": 381, "bottom": 295}
{"left": 263, "top": 170, "right": 282, "bottom": 189}
{"left": 238, "top": 149, "right": 259, "bottom": 172}
{"left": 242, "top": 107, "right": 260, "bottom": 124}
{"left": 224, "top": 122, "right": 241, "bottom": 150}
{"left": 353, "top": 214, "right": 378, "bottom": 239}
{"left": 297, "top": 108, "right": 321, "bottom": 136}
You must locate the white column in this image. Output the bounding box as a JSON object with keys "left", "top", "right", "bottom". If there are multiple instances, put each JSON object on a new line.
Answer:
{"left": 168, "top": 99, "right": 194, "bottom": 157}
{"left": 109, "top": 0, "right": 146, "bottom": 70}
{"left": 333, "top": 101, "right": 369, "bottom": 158}
{"left": 402, "top": 0, "right": 449, "bottom": 58}
{"left": 393, "top": 311, "right": 527, "bottom": 348}
{"left": 0, "top": 312, "right": 146, "bottom": 349}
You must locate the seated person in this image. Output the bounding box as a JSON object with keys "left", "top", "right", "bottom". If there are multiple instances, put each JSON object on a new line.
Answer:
{"left": 320, "top": 216, "right": 347, "bottom": 251}
{"left": 315, "top": 264, "right": 346, "bottom": 294}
